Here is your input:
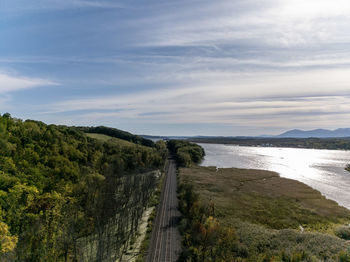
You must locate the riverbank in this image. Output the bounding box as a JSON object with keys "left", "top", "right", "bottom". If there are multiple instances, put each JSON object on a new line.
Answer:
{"left": 189, "top": 137, "right": 350, "bottom": 150}
{"left": 199, "top": 143, "right": 350, "bottom": 210}
{"left": 178, "top": 165, "right": 350, "bottom": 261}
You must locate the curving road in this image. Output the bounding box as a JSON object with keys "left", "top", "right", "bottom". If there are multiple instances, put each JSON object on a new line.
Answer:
{"left": 146, "top": 159, "right": 181, "bottom": 262}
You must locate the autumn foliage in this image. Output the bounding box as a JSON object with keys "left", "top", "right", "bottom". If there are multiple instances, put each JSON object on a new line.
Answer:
{"left": 178, "top": 183, "right": 247, "bottom": 261}
{"left": 0, "top": 114, "right": 166, "bottom": 261}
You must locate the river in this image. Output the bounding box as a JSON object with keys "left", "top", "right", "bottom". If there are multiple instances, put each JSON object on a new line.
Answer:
{"left": 199, "top": 143, "right": 350, "bottom": 209}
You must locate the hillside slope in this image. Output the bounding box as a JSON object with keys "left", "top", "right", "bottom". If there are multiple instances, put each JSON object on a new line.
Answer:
{"left": 77, "top": 126, "right": 155, "bottom": 147}
{"left": 0, "top": 114, "right": 166, "bottom": 261}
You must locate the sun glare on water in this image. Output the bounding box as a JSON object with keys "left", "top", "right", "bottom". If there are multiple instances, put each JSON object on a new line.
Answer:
{"left": 201, "top": 144, "right": 350, "bottom": 209}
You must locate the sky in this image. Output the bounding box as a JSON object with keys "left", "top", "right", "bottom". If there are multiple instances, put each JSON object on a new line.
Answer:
{"left": 1, "top": 0, "right": 350, "bottom": 136}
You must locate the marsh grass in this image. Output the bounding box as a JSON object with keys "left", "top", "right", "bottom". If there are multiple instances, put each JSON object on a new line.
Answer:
{"left": 179, "top": 166, "right": 350, "bottom": 261}
{"left": 180, "top": 166, "right": 350, "bottom": 230}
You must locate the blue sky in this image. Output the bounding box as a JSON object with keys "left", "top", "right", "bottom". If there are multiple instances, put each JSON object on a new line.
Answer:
{"left": 1, "top": 0, "right": 350, "bottom": 136}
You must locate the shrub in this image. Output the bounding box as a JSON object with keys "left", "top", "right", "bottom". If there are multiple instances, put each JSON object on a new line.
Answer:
{"left": 338, "top": 251, "right": 350, "bottom": 262}
{"left": 335, "top": 226, "right": 350, "bottom": 240}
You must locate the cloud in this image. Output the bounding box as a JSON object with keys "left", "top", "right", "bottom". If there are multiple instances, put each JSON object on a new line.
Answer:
{"left": 134, "top": 0, "right": 350, "bottom": 48}
{"left": 69, "top": 0, "right": 124, "bottom": 8}
{"left": 3, "top": 0, "right": 350, "bottom": 135}
{"left": 46, "top": 66, "right": 350, "bottom": 133}
{"left": 0, "top": 72, "right": 58, "bottom": 94}
{"left": 45, "top": 94, "right": 350, "bottom": 136}
{"left": 0, "top": 0, "right": 124, "bottom": 13}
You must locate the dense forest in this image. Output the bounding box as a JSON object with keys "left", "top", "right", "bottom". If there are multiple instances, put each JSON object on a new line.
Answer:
{"left": 0, "top": 113, "right": 167, "bottom": 261}
{"left": 167, "top": 140, "right": 205, "bottom": 167}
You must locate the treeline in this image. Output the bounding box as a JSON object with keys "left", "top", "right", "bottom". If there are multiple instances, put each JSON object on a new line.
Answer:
{"left": 77, "top": 126, "right": 155, "bottom": 147}
{"left": 190, "top": 137, "right": 350, "bottom": 150}
{"left": 0, "top": 114, "right": 166, "bottom": 261}
{"left": 167, "top": 140, "right": 205, "bottom": 167}
{"left": 178, "top": 183, "right": 246, "bottom": 261}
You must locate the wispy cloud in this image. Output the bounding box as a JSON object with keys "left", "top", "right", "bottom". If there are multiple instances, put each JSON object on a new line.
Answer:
{"left": 44, "top": 67, "right": 350, "bottom": 134}
{"left": 0, "top": 72, "right": 58, "bottom": 94}
{"left": 69, "top": 0, "right": 124, "bottom": 8}
{"left": 45, "top": 94, "right": 350, "bottom": 135}
{"left": 0, "top": 0, "right": 124, "bottom": 14}
{"left": 136, "top": 0, "right": 350, "bottom": 48}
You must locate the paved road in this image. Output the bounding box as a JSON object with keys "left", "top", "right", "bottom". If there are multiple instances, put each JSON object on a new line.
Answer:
{"left": 146, "top": 159, "right": 181, "bottom": 262}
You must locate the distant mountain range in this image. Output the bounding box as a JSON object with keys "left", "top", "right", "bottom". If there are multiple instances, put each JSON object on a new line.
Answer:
{"left": 142, "top": 128, "right": 350, "bottom": 140}
{"left": 276, "top": 128, "right": 350, "bottom": 138}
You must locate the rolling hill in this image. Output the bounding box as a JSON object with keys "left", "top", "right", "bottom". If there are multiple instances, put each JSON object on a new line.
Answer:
{"left": 277, "top": 128, "right": 350, "bottom": 138}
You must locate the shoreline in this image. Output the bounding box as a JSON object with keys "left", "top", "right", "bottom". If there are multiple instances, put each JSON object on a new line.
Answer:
{"left": 197, "top": 141, "right": 350, "bottom": 151}
{"left": 198, "top": 143, "right": 350, "bottom": 210}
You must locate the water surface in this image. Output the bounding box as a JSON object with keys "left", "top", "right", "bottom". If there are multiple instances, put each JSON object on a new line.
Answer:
{"left": 199, "top": 143, "right": 350, "bottom": 209}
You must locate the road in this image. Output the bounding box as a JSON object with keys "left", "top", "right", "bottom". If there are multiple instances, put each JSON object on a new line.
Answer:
{"left": 146, "top": 159, "right": 181, "bottom": 262}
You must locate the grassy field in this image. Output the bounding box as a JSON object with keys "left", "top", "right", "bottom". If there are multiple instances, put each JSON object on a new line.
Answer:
{"left": 179, "top": 166, "right": 350, "bottom": 261}
{"left": 86, "top": 133, "right": 135, "bottom": 146}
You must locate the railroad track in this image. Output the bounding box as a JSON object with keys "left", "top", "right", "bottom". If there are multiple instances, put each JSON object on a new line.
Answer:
{"left": 146, "top": 159, "right": 181, "bottom": 262}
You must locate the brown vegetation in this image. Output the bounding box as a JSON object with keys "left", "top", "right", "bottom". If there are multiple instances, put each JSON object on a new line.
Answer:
{"left": 178, "top": 165, "right": 350, "bottom": 261}
{"left": 180, "top": 166, "right": 350, "bottom": 230}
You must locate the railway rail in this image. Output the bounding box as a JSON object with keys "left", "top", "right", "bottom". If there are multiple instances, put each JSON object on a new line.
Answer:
{"left": 146, "top": 159, "right": 181, "bottom": 262}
